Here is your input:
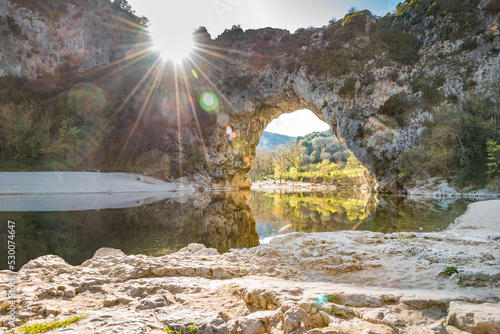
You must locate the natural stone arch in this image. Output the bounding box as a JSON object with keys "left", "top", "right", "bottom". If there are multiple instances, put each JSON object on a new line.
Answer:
{"left": 200, "top": 76, "right": 382, "bottom": 191}
{"left": 188, "top": 6, "right": 497, "bottom": 193}
{"left": 189, "top": 22, "right": 423, "bottom": 193}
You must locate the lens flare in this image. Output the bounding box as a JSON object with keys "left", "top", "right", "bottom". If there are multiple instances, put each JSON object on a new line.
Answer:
{"left": 278, "top": 223, "right": 292, "bottom": 232}
{"left": 200, "top": 92, "right": 219, "bottom": 112}
{"left": 67, "top": 83, "right": 106, "bottom": 117}
{"left": 191, "top": 69, "right": 198, "bottom": 79}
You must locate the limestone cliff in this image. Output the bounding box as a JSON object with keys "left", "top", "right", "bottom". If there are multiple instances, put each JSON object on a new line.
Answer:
{"left": 0, "top": 0, "right": 499, "bottom": 193}
{"left": 0, "top": 0, "right": 143, "bottom": 79}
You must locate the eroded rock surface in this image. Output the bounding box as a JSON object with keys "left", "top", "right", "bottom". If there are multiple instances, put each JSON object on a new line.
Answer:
{"left": 1, "top": 200, "right": 499, "bottom": 333}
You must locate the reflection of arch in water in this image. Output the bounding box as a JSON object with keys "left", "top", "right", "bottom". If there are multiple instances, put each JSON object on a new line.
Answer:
{"left": 194, "top": 191, "right": 260, "bottom": 253}
{"left": 1, "top": 191, "right": 260, "bottom": 269}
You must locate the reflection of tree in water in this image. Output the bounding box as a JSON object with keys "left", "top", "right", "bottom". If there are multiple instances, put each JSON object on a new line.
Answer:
{"left": 248, "top": 191, "right": 472, "bottom": 238}
{"left": 248, "top": 191, "right": 373, "bottom": 236}
{"left": 0, "top": 192, "right": 259, "bottom": 270}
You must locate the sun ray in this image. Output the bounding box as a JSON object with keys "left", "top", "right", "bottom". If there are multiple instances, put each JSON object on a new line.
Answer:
{"left": 189, "top": 52, "right": 226, "bottom": 74}
{"left": 150, "top": 29, "right": 194, "bottom": 64}
{"left": 96, "top": 8, "right": 147, "bottom": 31}
{"left": 195, "top": 43, "right": 278, "bottom": 60}
{"left": 179, "top": 65, "right": 209, "bottom": 162}
{"left": 102, "top": 22, "right": 150, "bottom": 36}
{"left": 174, "top": 65, "right": 183, "bottom": 178}
{"left": 104, "top": 56, "right": 162, "bottom": 128}
{"left": 94, "top": 50, "right": 154, "bottom": 83}
{"left": 82, "top": 55, "right": 162, "bottom": 166}
{"left": 81, "top": 47, "right": 153, "bottom": 78}
{"left": 351, "top": 220, "right": 363, "bottom": 231}
{"left": 119, "top": 60, "right": 165, "bottom": 160}
{"left": 192, "top": 46, "right": 242, "bottom": 64}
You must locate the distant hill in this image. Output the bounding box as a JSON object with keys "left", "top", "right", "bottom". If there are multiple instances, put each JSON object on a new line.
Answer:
{"left": 257, "top": 131, "right": 296, "bottom": 151}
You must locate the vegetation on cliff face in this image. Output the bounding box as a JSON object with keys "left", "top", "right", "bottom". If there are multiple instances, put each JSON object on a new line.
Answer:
{"left": 398, "top": 95, "right": 500, "bottom": 190}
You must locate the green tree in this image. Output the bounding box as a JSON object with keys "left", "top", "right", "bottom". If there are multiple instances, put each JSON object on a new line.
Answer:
{"left": 289, "top": 166, "right": 300, "bottom": 181}
{"left": 112, "top": 0, "right": 149, "bottom": 26}
{"left": 346, "top": 156, "right": 361, "bottom": 170}
{"left": 0, "top": 103, "right": 52, "bottom": 161}
{"left": 273, "top": 160, "right": 287, "bottom": 183}
{"left": 486, "top": 139, "right": 500, "bottom": 178}
{"left": 53, "top": 118, "right": 82, "bottom": 166}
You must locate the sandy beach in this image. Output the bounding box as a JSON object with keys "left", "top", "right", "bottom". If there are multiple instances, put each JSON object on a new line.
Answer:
{"left": 0, "top": 172, "right": 196, "bottom": 211}
{"left": 0, "top": 172, "right": 194, "bottom": 194}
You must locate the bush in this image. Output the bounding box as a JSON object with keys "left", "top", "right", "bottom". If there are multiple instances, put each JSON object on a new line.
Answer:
{"left": 382, "top": 29, "right": 421, "bottom": 65}
{"left": 379, "top": 92, "right": 411, "bottom": 126}
{"left": 410, "top": 73, "right": 445, "bottom": 105}
{"left": 338, "top": 77, "right": 357, "bottom": 97}
{"left": 335, "top": 10, "right": 369, "bottom": 41}
{"left": 398, "top": 116, "right": 459, "bottom": 182}
{"left": 387, "top": 71, "right": 399, "bottom": 82}
{"left": 0, "top": 103, "right": 52, "bottom": 160}
{"left": 460, "top": 38, "right": 478, "bottom": 51}
{"left": 398, "top": 96, "right": 500, "bottom": 189}
{"left": 485, "top": 0, "right": 500, "bottom": 15}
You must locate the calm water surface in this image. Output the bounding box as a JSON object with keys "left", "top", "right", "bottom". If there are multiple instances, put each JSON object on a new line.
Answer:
{"left": 0, "top": 190, "right": 474, "bottom": 270}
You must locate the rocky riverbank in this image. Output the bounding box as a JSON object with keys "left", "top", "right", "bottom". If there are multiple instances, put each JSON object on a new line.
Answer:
{"left": 1, "top": 200, "right": 499, "bottom": 333}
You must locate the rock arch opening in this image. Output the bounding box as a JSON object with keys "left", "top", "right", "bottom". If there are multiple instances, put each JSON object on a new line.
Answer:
{"left": 203, "top": 91, "right": 376, "bottom": 191}
{"left": 247, "top": 109, "right": 367, "bottom": 188}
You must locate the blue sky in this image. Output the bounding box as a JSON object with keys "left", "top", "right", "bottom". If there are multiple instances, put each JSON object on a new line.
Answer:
{"left": 128, "top": 0, "right": 400, "bottom": 37}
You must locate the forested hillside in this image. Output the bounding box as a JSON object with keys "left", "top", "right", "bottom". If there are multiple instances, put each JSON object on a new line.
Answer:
{"left": 256, "top": 132, "right": 295, "bottom": 151}
{"left": 249, "top": 130, "right": 364, "bottom": 185}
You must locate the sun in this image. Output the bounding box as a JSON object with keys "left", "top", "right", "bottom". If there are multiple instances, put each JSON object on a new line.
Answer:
{"left": 149, "top": 25, "right": 194, "bottom": 64}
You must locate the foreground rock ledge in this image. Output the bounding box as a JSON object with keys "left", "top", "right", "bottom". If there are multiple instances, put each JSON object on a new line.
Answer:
{"left": 1, "top": 200, "right": 500, "bottom": 333}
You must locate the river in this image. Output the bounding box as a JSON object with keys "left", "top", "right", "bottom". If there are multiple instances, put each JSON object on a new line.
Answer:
{"left": 0, "top": 189, "right": 473, "bottom": 270}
